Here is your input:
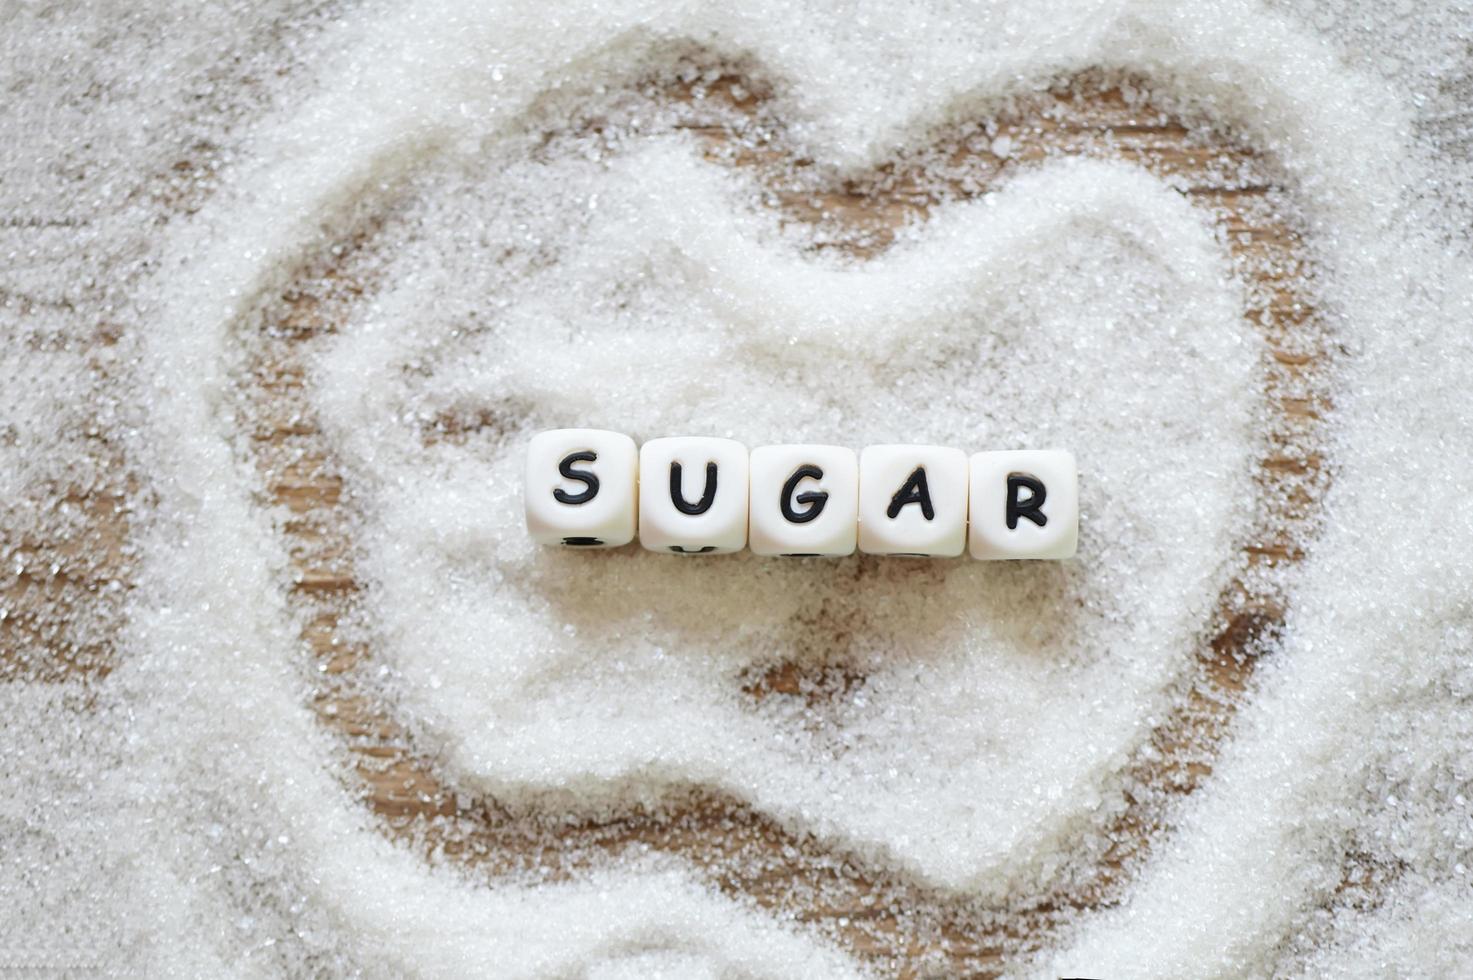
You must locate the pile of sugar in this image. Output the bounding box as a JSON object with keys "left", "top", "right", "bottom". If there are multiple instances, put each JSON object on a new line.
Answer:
{"left": 314, "top": 146, "right": 1257, "bottom": 894}
{"left": 2, "top": 0, "right": 1470, "bottom": 975}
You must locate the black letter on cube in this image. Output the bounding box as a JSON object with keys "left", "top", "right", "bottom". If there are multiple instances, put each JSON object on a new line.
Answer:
{"left": 887, "top": 466, "right": 935, "bottom": 521}
{"left": 553, "top": 451, "right": 600, "bottom": 505}
{"left": 670, "top": 461, "right": 718, "bottom": 515}
{"left": 1005, "top": 473, "right": 1048, "bottom": 529}
{"left": 780, "top": 464, "right": 829, "bottom": 524}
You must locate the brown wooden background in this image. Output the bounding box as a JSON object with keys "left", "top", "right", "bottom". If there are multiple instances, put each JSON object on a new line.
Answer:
{"left": 3, "top": 62, "right": 1333, "bottom": 977}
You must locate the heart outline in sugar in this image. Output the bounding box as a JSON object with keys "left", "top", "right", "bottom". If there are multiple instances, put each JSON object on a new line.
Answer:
{"left": 323, "top": 142, "right": 1256, "bottom": 884}
{"left": 239, "top": 65, "right": 1327, "bottom": 974}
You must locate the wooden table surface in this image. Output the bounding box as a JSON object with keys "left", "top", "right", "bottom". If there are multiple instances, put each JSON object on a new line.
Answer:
{"left": 3, "top": 64, "right": 1331, "bottom": 977}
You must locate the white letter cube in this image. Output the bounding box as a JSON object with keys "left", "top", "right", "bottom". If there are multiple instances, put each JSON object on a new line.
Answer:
{"left": 968, "top": 449, "right": 1078, "bottom": 560}
{"left": 525, "top": 428, "right": 638, "bottom": 548}
{"left": 748, "top": 445, "right": 858, "bottom": 557}
{"left": 858, "top": 445, "right": 968, "bottom": 557}
{"left": 639, "top": 437, "right": 749, "bottom": 554}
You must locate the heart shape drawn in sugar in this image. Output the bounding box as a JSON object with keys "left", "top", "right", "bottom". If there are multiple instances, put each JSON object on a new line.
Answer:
{"left": 242, "top": 65, "right": 1325, "bottom": 962}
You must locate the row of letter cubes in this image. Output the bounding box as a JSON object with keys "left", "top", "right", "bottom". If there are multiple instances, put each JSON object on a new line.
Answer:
{"left": 526, "top": 429, "right": 1077, "bottom": 559}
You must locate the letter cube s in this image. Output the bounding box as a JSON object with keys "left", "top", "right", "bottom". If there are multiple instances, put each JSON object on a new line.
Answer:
{"left": 525, "top": 429, "right": 638, "bottom": 548}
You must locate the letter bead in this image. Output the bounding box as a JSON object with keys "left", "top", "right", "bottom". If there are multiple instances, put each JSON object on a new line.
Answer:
{"left": 968, "top": 449, "right": 1078, "bottom": 559}
{"left": 638, "top": 437, "right": 749, "bottom": 554}
{"left": 525, "top": 429, "right": 638, "bottom": 548}
{"left": 748, "top": 445, "right": 859, "bottom": 557}
{"left": 858, "top": 445, "right": 968, "bottom": 557}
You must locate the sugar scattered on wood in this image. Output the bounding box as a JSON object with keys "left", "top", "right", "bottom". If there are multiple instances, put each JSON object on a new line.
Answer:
{"left": 2, "top": 0, "right": 1471, "bottom": 975}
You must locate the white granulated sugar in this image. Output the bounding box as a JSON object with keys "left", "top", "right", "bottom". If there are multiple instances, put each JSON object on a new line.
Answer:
{"left": 314, "top": 147, "right": 1257, "bottom": 894}
{"left": 2, "top": 0, "right": 1470, "bottom": 977}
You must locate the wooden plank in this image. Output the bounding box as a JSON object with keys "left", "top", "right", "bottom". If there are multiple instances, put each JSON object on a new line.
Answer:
{"left": 6, "top": 66, "right": 1333, "bottom": 975}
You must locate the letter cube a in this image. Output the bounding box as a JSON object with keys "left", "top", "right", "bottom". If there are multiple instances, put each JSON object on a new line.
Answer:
{"left": 748, "top": 445, "right": 859, "bottom": 557}
{"left": 858, "top": 445, "right": 968, "bottom": 557}
{"left": 524, "top": 429, "right": 638, "bottom": 548}
{"left": 968, "top": 449, "right": 1078, "bottom": 559}
{"left": 639, "top": 437, "right": 749, "bottom": 554}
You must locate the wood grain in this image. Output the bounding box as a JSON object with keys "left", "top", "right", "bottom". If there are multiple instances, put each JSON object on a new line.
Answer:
{"left": 0, "top": 328, "right": 135, "bottom": 684}
{"left": 7, "top": 64, "right": 1332, "bottom": 976}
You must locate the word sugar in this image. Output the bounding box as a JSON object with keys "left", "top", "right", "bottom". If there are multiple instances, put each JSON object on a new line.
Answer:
{"left": 526, "top": 430, "right": 1077, "bottom": 559}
